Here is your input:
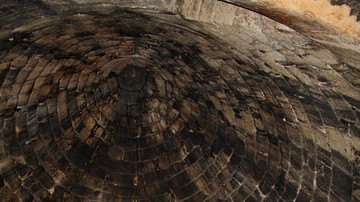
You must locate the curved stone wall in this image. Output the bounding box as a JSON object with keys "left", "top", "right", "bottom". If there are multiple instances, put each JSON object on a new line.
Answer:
{"left": 0, "top": 0, "right": 359, "bottom": 201}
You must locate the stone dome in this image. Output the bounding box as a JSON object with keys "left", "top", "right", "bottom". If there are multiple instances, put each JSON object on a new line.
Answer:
{"left": 0, "top": 0, "right": 359, "bottom": 201}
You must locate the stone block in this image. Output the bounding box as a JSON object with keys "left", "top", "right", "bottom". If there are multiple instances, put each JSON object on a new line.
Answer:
{"left": 213, "top": 1, "right": 237, "bottom": 25}
{"left": 180, "top": 0, "right": 202, "bottom": 20}
{"left": 198, "top": 0, "right": 216, "bottom": 22}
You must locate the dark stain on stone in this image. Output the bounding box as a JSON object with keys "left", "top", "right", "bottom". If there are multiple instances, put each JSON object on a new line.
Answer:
{"left": 74, "top": 31, "right": 96, "bottom": 38}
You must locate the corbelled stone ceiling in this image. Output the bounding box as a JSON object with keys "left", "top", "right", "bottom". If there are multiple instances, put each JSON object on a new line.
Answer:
{"left": 0, "top": 0, "right": 360, "bottom": 201}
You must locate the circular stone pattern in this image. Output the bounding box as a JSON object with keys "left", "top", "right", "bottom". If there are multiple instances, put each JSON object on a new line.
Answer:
{"left": 0, "top": 8, "right": 358, "bottom": 202}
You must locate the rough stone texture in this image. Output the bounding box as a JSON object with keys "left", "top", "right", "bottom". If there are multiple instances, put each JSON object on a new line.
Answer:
{"left": 331, "top": 0, "right": 360, "bottom": 19}
{"left": 0, "top": 0, "right": 359, "bottom": 201}
{"left": 222, "top": 0, "right": 360, "bottom": 71}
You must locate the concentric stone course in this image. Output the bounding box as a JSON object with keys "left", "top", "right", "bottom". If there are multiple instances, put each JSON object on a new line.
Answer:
{"left": 0, "top": 3, "right": 359, "bottom": 202}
